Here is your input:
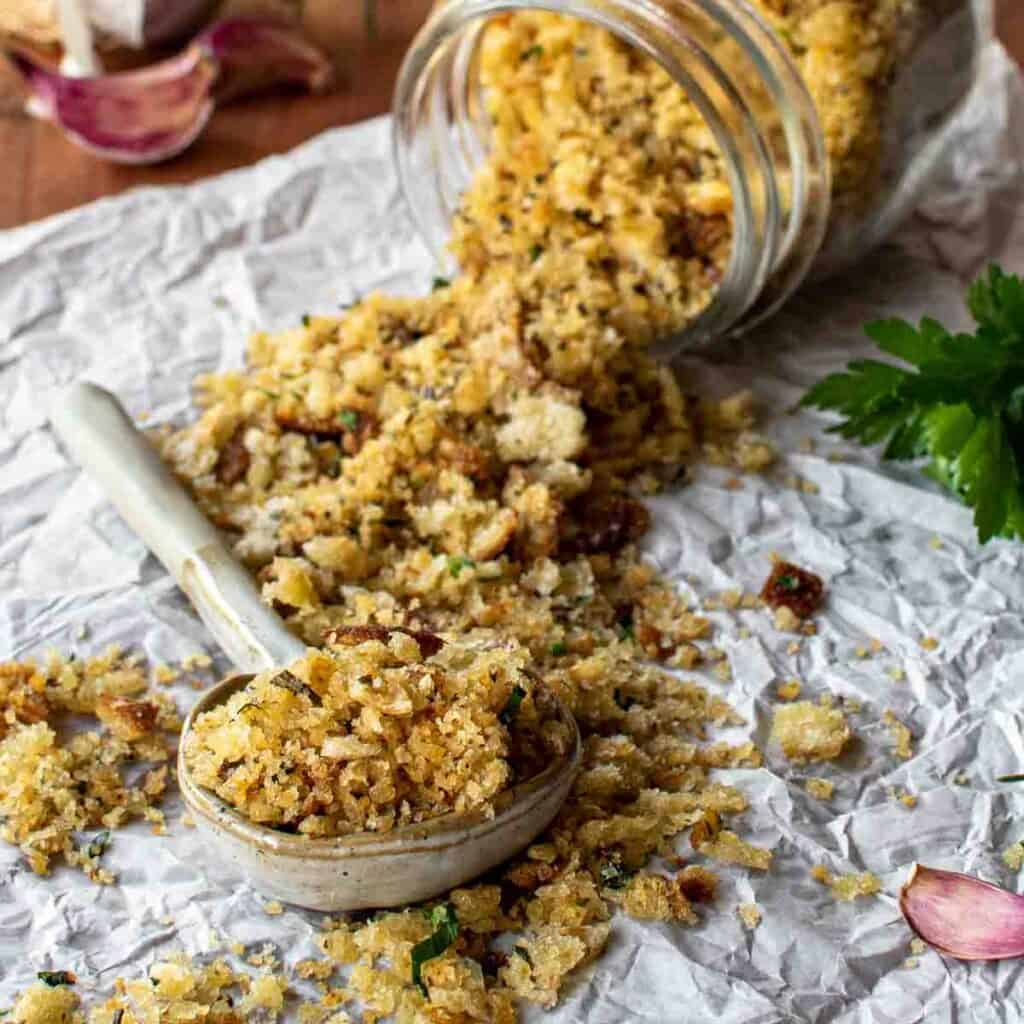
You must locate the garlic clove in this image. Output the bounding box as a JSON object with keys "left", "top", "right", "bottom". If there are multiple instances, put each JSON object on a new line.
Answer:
{"left": 10, "top": 48, "right": 217, "bottom": 164}
{"left": 7, "top": 18, "right": 333, "bottom": 165}
{"left": 900, "top": 863, "right": 1024, "bottom": 960}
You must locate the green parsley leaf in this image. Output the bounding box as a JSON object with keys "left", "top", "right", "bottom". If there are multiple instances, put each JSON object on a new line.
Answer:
{"left": 499, "top": 684, "right": 527, "bottom": 727}
{"left": 775, "top": 574, "right": 799, "bottom": 592}
{"left": 338, "top": 409, "right": 359, "bottom": 431}
{"left": 301, "top": 314, "right": 312, "bottom": 327}
{"left": 37, "top": 972, "right": 75, "bottom": 988}
{"left": 512, "top": 946, "right": 532, "bottom": 965}
{"left": 549, "top": 641, "right": 567, "bottom": 656}
{"left": 529, "top": 243, "right": 544, "bottom": 263}
{"left": 598, "top": 856, "right": 633, "bottom": 890}
{"left": 801, "top": 264, "right": 1024, "bottom": 544}
{"left": 411, "top": 904, "right": 459, "bottom": 995}
{"left": 997, "top": 773, "right": 1024, "bottom": 783}
{"left": 86, "top": 830, "right": 111, "bottom": 859}
{"left": 447, "top": 555, "right": 475, "bottom": 578}
{"left": 520, "top": 44, "right": 543, "bottom": 60}
{"left": 432, "top": 276, "right": 450, "bottom": 292}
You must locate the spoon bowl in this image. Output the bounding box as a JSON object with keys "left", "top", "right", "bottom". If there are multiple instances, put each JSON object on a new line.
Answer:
{"left": 51, "top": 381, "right": 581, "bottom": 910}
{"left": 179, "top": 672, "right": 579, "bottom": 910}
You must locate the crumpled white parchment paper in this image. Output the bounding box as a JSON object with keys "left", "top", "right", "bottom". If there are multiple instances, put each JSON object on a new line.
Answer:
{"left": 1, "top": 37, "right": 1023, "bottom": 1024}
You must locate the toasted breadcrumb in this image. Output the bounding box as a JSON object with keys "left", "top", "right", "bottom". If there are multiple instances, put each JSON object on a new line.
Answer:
{"left": 882, "top": 710, "right": 914, "bottom": 760}
{"left": 0, "top": 651, "right": 178, "bottom": 881}
{"left": 805, "top": 778, "right": 835, "bottom": 800}
{"left": 776, "top": 679, "right": 802, "bottom": 701}
{"left": 772, "top": 702, "right": 851, "bottom": 763}
{"left": 737, "top": 903, "right": 762, "bottom": 930}
{"left": 773, "top": 607, "right": 803, "bottom": 632}
{"left": 811, "top": 865, "right": 882, "bottom": 901}
{"left": 696, "top": 830, "right": 773, "bottom": 871}
{"left": 10, "top": 982, "right": 82, "bottom": 1024}
{"left": 263, "top": 901, "right": 285, "bottom": 916}
{"left": 1002, "top": 842, "right": 1024, "bottom": 871}
{"left": 919, "top": 636, "right": 938, "bottom": 651}
{"left": 185, "top": 630, "right": 568, "bottom": 835}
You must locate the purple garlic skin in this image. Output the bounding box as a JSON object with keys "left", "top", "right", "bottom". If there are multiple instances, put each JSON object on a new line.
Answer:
{"left": 7, "top": 17, "right": 333, "bottom": 165}
{"left": 901, "top": 863, "right": 1024, "bottom": 960}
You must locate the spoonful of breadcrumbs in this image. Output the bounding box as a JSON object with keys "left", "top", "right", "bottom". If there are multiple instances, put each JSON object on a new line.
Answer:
{"left": 50, "top": 382, "right": 579, "bottom": 910}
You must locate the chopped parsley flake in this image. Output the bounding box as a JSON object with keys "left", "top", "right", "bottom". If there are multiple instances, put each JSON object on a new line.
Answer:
{"left": 411, "top": 904, "right": 459, "bottom": 995}
{"left": 499, "top": 684, "right": 527, "bottom": 727}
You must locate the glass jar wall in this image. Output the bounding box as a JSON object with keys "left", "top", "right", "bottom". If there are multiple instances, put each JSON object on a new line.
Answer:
{"left": 392, "top": 0, "right": 987, "bottom": 354}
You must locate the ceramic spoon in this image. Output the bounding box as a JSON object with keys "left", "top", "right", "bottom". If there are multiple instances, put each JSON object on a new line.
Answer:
{"left": 50, "top": 381, "right": 580, "bottom": 910}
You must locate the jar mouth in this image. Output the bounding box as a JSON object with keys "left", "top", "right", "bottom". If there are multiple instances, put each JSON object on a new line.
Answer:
{"left": 393, "top": 0, "right": 830, "bottom": 356}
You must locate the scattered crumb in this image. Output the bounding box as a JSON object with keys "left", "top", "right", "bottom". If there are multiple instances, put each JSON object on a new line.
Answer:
{"left": 786, "top": 641, "right": 802, "bottom": 656}
{"left": 247, "top": 944, "right": 279, "bottom": 969}
{"left": 1003, "top": 842, "right": 1024, "bottom": 871}
{"left": 887, "top": 666, "right": 905, "bottom": 682}
{"left": 811, "top": 865, "right": 882, "bottom": 901}
{"left": 761, "top": 561, "right": 825, "bottom": 621}
{"left": 855, "top": 645, "right": 868, "bottom": 659}
{"left": 883, "top": 710, "right": 914, "bottom": 760}
{"left": 776, "top": 679, "right": 802, "bottom": 701}
{"left": 772, "top": 702, "right": 851, "bottom": 763}
{"left": 910, "top": 938, "right": 926, "bottom": 954}
{"left": 799, "top": 479, "right": 820, "bottom": 495}
{"left": 696, "top": 829, "right": 772, "bottom": 871}
{"left": 713, "top": 661, "right": 732, "bottom": 682}
{"left": 869, "top": 638, "right": 884, "bottom": 654}
{"left": 154, "top": 664, "right": 180, "bottom": 685}
{"left": 887, "top": 786, "right": 918, "bottom": 808}
{"left": 805, "top": 778, "right": 835, "bottom": 800}
{"left": 928, "top": 536, "right": 943, "bottom": 549}
{"left": 774, "top": 606, "right": 803, "bottom": 632}
{"left": 737, "top": 903, "right": 762, "bottom": 930}
{"left": 295, "top": 959, "right": 336, "bottom": 982}
{"left": 264, "top": 901, "right": 285, "bottom": 916}
{"left": 919, "top": 636, "right": 938, "bottom": 651}
{"left": 181, "top": 653, "right": 213, "bottom": 671}
{"left": 903, "top": 957, "right": 919, "bottom": 969}
{"left": 721, "top": 589, "right": 742, "bottom": 610}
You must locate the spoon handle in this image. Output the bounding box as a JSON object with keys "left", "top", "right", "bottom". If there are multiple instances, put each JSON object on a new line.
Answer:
{"left": 50, "top": 381, "right": 305, "bottom": 674}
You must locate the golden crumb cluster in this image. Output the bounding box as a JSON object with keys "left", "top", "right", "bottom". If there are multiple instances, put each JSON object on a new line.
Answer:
{"left": 771, "top": 702, "right": 851, "bottom": 763}
{"left": 811, "top": 865, "right": 883, "bottom": 901}
{"left": 185, "top": 627, "right": 571, "bottom": 835}
{"left": 0, "top": 649, "right": 179, "bottom": 880}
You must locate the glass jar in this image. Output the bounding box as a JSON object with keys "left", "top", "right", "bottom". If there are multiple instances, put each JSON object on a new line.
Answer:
{"left": 392, "top": 0, "right": 988, "bottom": 355}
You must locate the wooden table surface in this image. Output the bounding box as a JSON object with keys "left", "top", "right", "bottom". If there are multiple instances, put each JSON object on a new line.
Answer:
{"left": 1, "top": 0, "right": 1021, "bottom": 231}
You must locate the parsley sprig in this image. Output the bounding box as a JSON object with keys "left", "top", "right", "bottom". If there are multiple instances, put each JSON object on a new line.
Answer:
{"left": 411, "top": 904, "right": 459, "bottom": 995}
{"left": 801, "top": 265, "right": 1024, "bottom": 543}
